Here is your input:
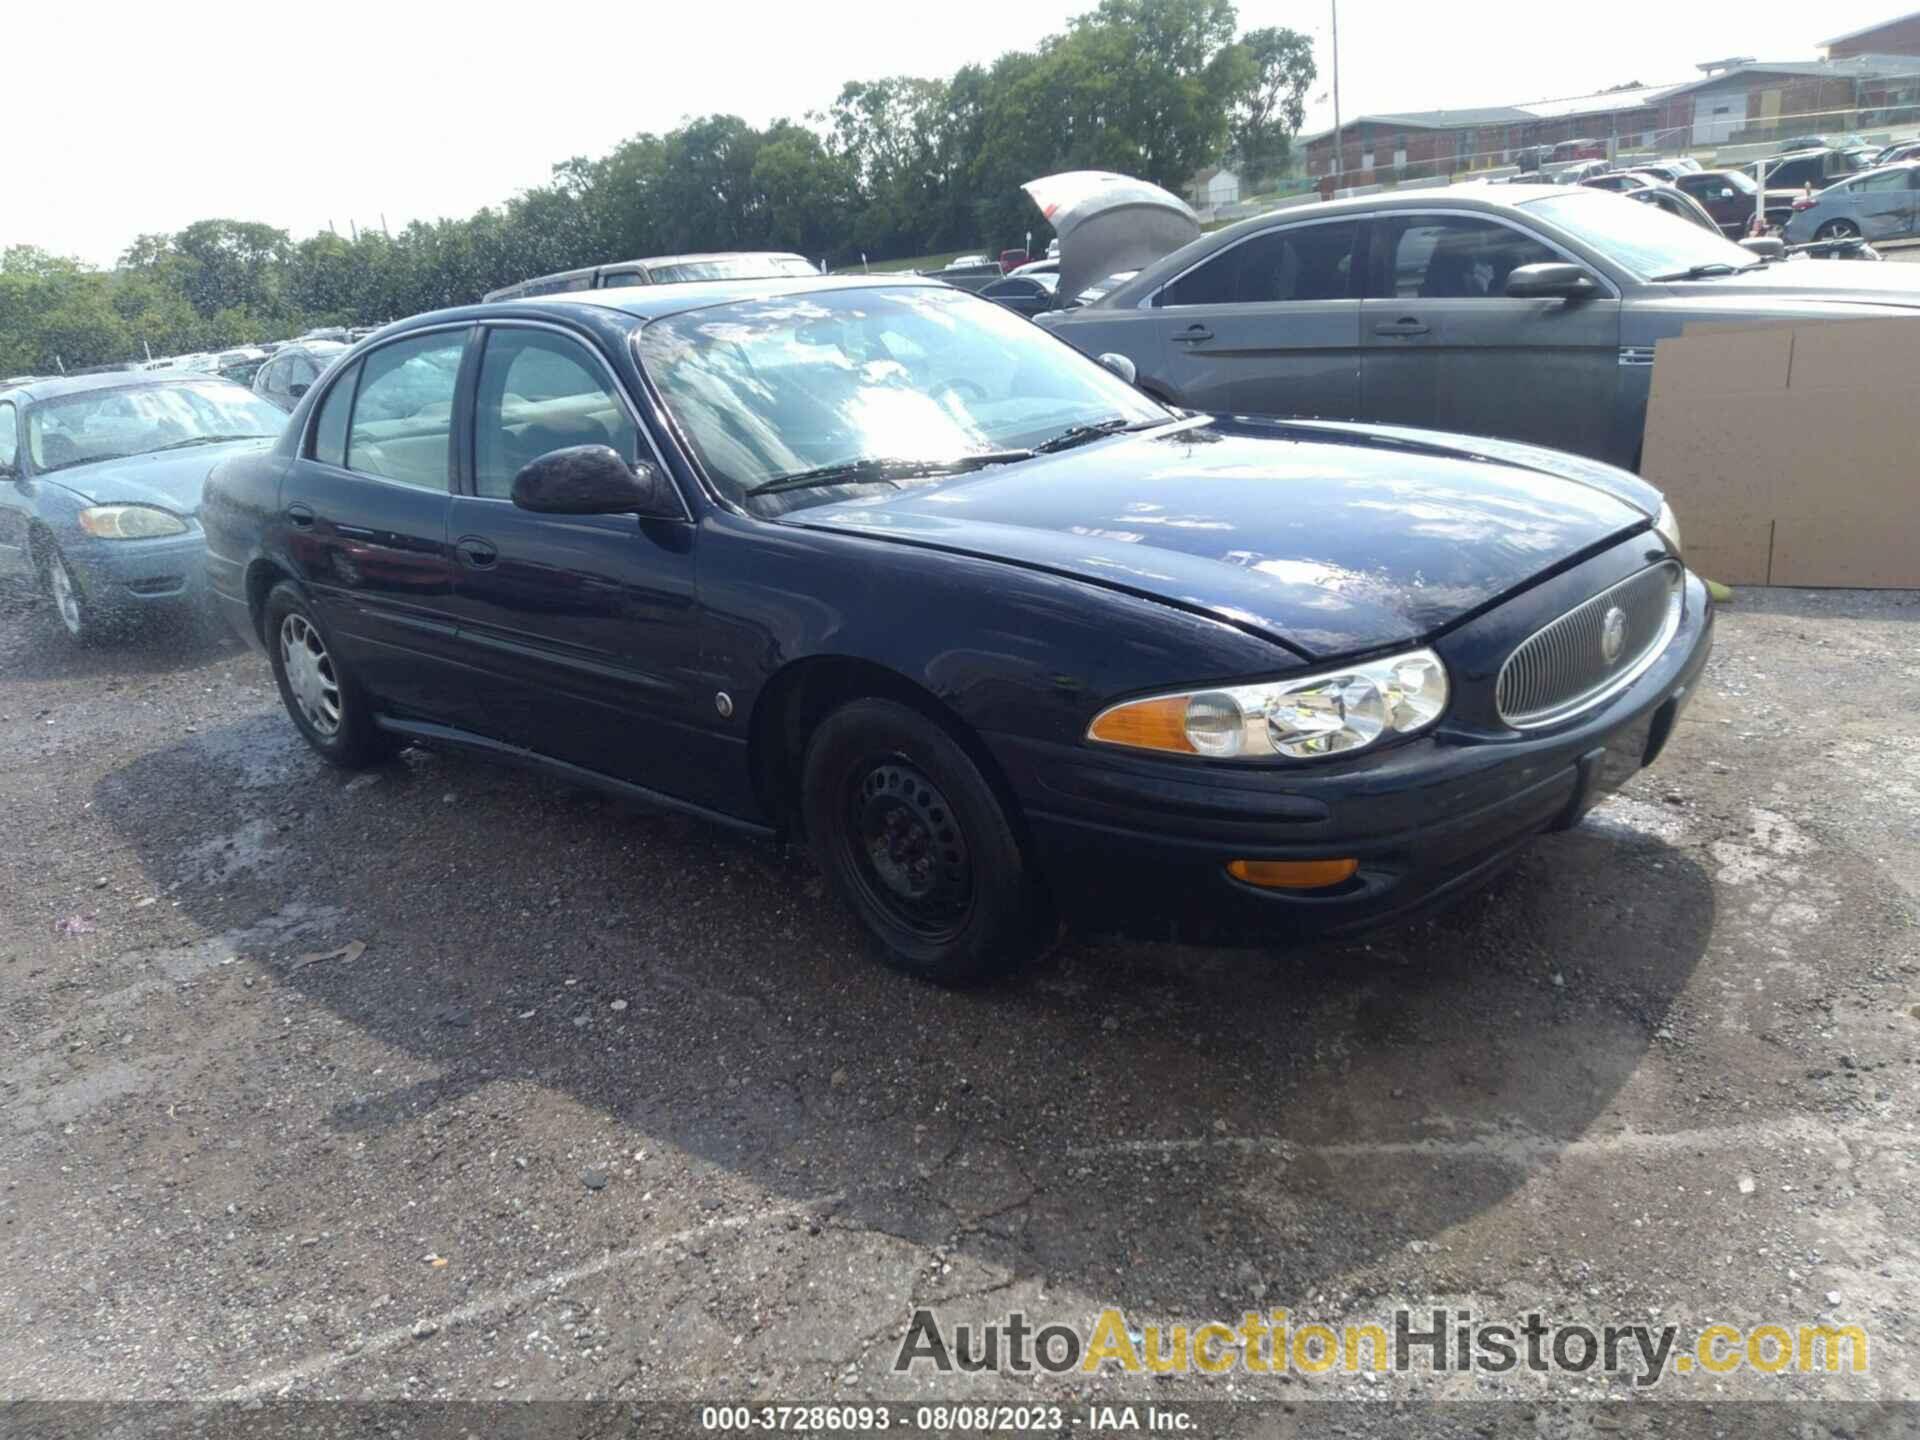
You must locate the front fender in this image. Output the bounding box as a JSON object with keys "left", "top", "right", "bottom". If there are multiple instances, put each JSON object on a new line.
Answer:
{"left": 695, "top": 511, "right": 1299, "bottom": 755}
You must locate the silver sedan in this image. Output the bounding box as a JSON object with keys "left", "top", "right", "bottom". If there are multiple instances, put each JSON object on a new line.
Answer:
{"left": 1783, "top": 162, "right": 1920, "bottom": 244}
{"left": 1041, "top": 184, "right": 1920, "bottom": 472}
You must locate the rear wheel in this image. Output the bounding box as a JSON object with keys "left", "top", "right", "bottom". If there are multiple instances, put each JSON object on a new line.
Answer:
{"left": 1816, "top": 218, "right": 1861, "bottom": 240}
{"left": 263, "top": 581, "right": 394, "bottom": 768}
{"left": 801, "top": 698, "right": 1043, "bottom": 984}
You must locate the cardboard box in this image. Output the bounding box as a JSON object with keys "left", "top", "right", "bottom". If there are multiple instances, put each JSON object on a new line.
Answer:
{"left": 1639, "top": 316, "right": 1920, "bottom": 588}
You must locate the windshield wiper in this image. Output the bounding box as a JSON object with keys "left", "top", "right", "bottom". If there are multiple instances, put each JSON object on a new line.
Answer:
{"left": 1651, "top": 261, "right": 1767, "bottom": 281}
{"left": 746, "top": 450, "right": 1033, "bottom": 497}
{"left": 144, "top": 433, "right": 276, "bottom": 454}
{"left": 1032, "top": 416, "right": 1160, "bottom": 454}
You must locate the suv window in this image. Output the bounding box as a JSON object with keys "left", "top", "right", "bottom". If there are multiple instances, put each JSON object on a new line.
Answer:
{"left": 345, "top": 332, "right": 465, "bottom": 489}
{"left": 472, "top": 329, "right": 639, "bottom": 500}
{"left": 0, "top": 401, "right": 15, "bottom": 469}
{"left": 1368, "top": 216, "right": 1559, "bottom": 299}
{"left": 309, "top": 359, "right": 361, "bottom": 468}
{"left": 1159, "top": 220, "right": 1358, "bottom": 306}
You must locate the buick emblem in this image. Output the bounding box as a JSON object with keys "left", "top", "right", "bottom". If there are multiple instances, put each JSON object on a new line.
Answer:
{"left": 1600, "top": 605, "right": 1628, "bottom": 664}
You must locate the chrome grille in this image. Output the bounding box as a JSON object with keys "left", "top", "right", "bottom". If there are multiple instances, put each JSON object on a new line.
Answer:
{"left": 1496, "top": 562, "right": 1682, "bottom": 729}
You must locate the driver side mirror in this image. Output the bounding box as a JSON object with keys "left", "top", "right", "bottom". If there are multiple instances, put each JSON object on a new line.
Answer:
{"left": 288, "top": 382, "right": 310, "bottom": 400}
{"left": 1097, "top": 352, "right": 1138, "bottom": 386}
{"left": 511, "top": 445, "right": 680, "bottom": 519}
{"left": 1739, "top": 236, "right": 1786, "bottom": 259}
{"left": 1505, "top": 262, "right": 1600, "bottom": 299}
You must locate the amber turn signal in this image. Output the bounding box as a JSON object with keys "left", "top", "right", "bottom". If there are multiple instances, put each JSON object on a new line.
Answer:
{"left": 1226, "top": 858, "right": 1359, "bottom": 890}
{"left": 1086, "top": 695, "right": 1197, "bottom": 754}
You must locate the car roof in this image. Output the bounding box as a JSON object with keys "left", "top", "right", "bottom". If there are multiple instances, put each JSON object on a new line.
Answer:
{"left": 3, "top": 372, "right": 243, "bottom": 404}
{"left": 395, "top": 273, "right": 948, "bottom": 332}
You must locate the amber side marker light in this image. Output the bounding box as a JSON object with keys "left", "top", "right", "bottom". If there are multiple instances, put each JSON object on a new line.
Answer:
{"left": 1227, "top": 858, "right": 1360, "bottom": 890}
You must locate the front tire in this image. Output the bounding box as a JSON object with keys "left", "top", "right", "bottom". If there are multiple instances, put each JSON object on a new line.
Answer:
{"left": 263, "top": 581, "right": 393, "bottom": 768}
{"left": 42, "top": 544, "right": 102, "bottom": 645}
{"left": 801, "top": 698, "right": 1043, "bottom": 984}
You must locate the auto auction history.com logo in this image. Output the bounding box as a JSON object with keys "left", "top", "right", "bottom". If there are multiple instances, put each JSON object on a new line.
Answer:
{"left": 893, "top": 1307, "right": 1869, "bottom": 1388}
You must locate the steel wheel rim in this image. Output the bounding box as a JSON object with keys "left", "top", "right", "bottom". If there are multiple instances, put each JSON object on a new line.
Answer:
{"left": 280, "top": 613, "right": 342, "bottom": 737}
{"left": 842, "top": 757, "right": 973, "bottom": 942}
{"left": 49, "top": 555, "right": 83, "bottom": 636}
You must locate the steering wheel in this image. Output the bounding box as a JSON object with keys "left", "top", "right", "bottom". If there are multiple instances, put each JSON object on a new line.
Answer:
{"left": 934, "top": 377, "right": 988, "bottom": 405}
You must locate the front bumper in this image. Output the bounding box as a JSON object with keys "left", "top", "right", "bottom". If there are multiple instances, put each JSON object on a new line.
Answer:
{"left": 64, "top": 530, "right": 209, "bottom": 614}
{"left": 989, "top": 568, "right": 1713, "bottom": 944}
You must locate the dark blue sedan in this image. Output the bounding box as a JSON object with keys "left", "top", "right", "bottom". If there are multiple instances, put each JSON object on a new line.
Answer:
{"left": 200, "top": 277, "right": 1711, "bottom": 982}
{"left": 0, "top": 374, "right": 285, "bottom": 643}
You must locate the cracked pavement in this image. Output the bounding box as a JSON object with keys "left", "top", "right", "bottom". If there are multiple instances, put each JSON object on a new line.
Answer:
{"left": 0, "top": 578, "right": 1916, "bottom": 1424}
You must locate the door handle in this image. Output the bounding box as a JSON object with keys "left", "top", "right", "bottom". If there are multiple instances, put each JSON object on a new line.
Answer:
{"left": 1373, "top": 318, "right": 1430, "bottom": 337}
{"left": 1171, "top": 325, "right": 1214, "bottom": 344}
{"left": 285, "top": 503, "right": 315, "bottom": 528}
{"left": 455, "top": 537, "right": 498, "bottom": 569}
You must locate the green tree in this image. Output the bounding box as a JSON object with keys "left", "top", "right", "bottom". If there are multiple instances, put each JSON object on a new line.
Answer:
{"left": 1231, "top": 25, "right": 1317, "bottom": 182}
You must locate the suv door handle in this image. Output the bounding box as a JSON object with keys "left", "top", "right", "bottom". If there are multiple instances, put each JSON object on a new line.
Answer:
{"left": 1171, "top": 325, "right": 1214, "bottom": 344}
{"left": 455, "top": 537, "right": 498, "bottom": 569}
{"left": 1373, "top": 318, "right": 1430, "bottom": 337}
{"left": 285, "top": 503, "right": 315, "bottom": 528}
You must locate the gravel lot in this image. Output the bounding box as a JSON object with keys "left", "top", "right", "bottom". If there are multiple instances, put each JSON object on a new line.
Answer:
{"left": 0, "top": 575, "right": 1915, "bottom": 1425}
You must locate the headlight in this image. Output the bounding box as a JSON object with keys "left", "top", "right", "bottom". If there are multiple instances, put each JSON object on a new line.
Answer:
{"left": 1088, "top": 649, "right": 1449, "bottom": 760}
{"left": 1653, "top": 500, "right": 1682, "bottom": 559}
{"left": 77, "top": 505, "right": 189, "bottom": 540}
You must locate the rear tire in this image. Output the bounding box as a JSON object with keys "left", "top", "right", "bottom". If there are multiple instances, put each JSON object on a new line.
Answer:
{"left": 801, "top": 698, "right": 1043, "bottom": 984}
{"left": 1817, "top": 219, "right": 1861, "bottom": 240}
{"left": 263, "top": 581, "right": 394, "bottom": 768}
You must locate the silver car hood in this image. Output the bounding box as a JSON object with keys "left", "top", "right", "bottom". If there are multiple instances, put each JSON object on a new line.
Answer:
{"left": 1022, "top": 171, "right": 1200, "bottom": 302}
{"left": 1647, "top": 259, "right": 1920, "bottom": 310}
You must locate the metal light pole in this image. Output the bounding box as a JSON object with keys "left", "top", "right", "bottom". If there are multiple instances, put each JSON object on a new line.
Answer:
{"left": 1330, "top": 0, "right": 1342, "bottom": 180}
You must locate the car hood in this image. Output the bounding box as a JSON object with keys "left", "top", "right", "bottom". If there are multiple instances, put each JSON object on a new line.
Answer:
{"left": 40, "top": 439, "right": 275, "bottom": 515}
{"left": 787, "top": 418, "right": 1656, "bottom": 659}
{"left": 1649, "top": 259, "right": 1920, "bottom": 309}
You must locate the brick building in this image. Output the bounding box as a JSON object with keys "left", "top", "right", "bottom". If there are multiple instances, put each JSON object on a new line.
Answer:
{"left": 1302, "top": 17, "right": 1920, "bottom": 183}
{"left": 1824, "top": 10, "right": 1920, "bottom": 59}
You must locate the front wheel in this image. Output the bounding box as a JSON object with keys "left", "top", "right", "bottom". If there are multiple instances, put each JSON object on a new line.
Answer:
{"left": 801, "top": 698, "right": 1044, "bottom": 984}
{"left": 263, "top": 581, "right": 394, "bottom": 768}
{"left": 42, "top": 544, "right": 103, "bottom": 645}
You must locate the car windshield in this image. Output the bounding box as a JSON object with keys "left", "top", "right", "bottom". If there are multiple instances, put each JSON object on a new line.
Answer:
{"left": 26, "top": 381, "right": 285, "bottom": 472}
{"left": 637, "top": 284, "right": 1169, "bottom": 513}
{"left": 648, "top": 256, "right": 818, "bottom": 283}
{"left": 1520, "top": 190, "right": 1759, "bottom": 280}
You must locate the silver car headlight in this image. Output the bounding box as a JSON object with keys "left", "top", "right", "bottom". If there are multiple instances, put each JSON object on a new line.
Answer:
{"left": 77, "top": 505, "right": 189, "bottom": 540}
{"left": 1088, "top": 649, "right": 1449, "bottom": 760}
{"left": 1653, "top": 500, "right": 1682, "bottom": 559}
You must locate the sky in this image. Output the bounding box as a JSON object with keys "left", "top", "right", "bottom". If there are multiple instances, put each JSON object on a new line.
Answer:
{"left": 9, "top": 0, "right": 1910, "bottom": 266}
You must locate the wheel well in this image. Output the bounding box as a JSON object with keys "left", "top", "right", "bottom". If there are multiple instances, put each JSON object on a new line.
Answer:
{"left": 749, "top": 656, "right": 1026, "bottom": 843}
{"left": 245, "top": 560, "right": 292, "bottom": 642}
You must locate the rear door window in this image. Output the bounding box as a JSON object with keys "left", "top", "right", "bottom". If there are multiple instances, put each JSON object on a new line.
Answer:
{"left": 1158, "top": 220, "right": 1359, "bottom": 306}
{"left": 345, "top": 332, "right": 466, "bottom": 490}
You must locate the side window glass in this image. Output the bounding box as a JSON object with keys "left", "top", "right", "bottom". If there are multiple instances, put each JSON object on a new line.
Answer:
{"left": 309, "top": 360, "right": 361, "bottom": 468}
{"left": 0, "top": 402, "right": 16, "bottom": 468}
{"left": 257, "top": 358, "right": 283, "bottom": 394}
{"left": 1159, "top": 221, "right": 1356, "bottom": 306}
{"left": 473, "top": 329, "right": 639, "bottom": 500}
{"left": 346, "top": 333, "right": 465, "bottom": 489}
{"left": 1376, "top": 218, "right": 1557, "bottom": 299}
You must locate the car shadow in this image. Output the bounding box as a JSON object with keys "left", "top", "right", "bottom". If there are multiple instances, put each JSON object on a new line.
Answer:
{"left": 92, "top": 712, "right": 1714, "bottom": 1319}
